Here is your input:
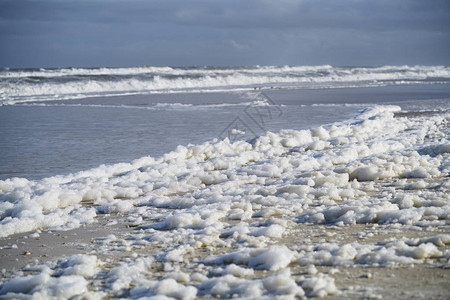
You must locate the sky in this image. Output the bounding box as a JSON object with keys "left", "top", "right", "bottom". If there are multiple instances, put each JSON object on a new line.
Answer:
{"left": 0, "top": 0, "right": 449, "bottom": 68}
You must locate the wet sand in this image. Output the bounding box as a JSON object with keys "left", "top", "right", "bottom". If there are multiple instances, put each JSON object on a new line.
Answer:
{"left": 1, "top": 217, "right": 449, "bottom": 299}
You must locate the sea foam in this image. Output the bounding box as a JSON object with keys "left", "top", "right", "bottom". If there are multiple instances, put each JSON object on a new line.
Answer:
{"left": 0, "top": 105, "right": 448, "bottom": 238}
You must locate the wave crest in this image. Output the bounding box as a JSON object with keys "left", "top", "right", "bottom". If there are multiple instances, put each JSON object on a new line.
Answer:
{"left": 1, "top": 65, "right": 449, "bottom": 105}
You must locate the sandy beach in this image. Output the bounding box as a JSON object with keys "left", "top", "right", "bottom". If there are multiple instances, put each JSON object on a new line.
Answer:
{"left": 1, "top": 204, "right": 449, "bottom": 298}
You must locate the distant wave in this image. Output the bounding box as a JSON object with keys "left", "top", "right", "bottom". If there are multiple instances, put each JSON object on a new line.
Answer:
{"left": 1, "top": 65, "right": 449, "bottom": 105}
{"left": 19, "top": 99, "right": 279, "bottom": 110}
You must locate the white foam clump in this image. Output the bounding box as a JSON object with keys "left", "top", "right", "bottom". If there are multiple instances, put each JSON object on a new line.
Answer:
{"left": 301, "top": 273, "right": 339, "bottom": 297}
{"left": 107, "top": 256, "right": 155, "bottom": 292}
{"left": 58, "top": 255, "right": 100, "bottom": 278}
{"left": 0, "top": 272, "right": 88, "bottom": 299}
{"left": 0, "top": 255, "right": 100, "bottom": 299}
{"left": 205, "top": 245, "right": 295, "bottom": 271}
{"left": 249, "top": 224, "right": 285, "bottom": 238}
{"left": 223, "top": 264, "right": 255, "bottom": 277}
{"left": 296, "top": 235, "right": 447, "bottom": 268}
{"left": 198, "top": 268, "right": 340, "bottom": 298}
{"left": 106, "top": 256, "right": 198, "bottom": 299}
{"left": 199, "top": 269, "right": 305, "bottom": 298}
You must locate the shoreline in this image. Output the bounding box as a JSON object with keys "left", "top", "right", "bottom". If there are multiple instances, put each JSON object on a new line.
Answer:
{"left": 1, "top": 84, "right": 450, "bottom": 182}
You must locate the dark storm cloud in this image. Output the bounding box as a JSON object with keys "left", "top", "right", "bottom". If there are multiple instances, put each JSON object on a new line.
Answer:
{"left": 0, "top": 0, "right": 449, "bottom": 67}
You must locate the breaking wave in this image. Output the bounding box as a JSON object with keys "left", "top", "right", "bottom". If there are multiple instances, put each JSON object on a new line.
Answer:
{"left": 1, "top": 65, "right": 450, "bottom": 105}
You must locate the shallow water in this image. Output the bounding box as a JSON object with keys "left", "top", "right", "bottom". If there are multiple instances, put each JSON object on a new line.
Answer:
{"left": 0, "top": 84, "right": 449, "bottom": 180}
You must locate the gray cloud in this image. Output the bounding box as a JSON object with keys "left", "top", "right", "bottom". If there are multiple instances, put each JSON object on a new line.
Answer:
{"left": 0, "top": 0, "right": 449, "bottom": 67}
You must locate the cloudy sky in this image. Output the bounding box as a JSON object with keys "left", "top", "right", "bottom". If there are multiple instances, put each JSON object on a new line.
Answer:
{"left": 1, "top": 0, "right": 449, "bottom": 68}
